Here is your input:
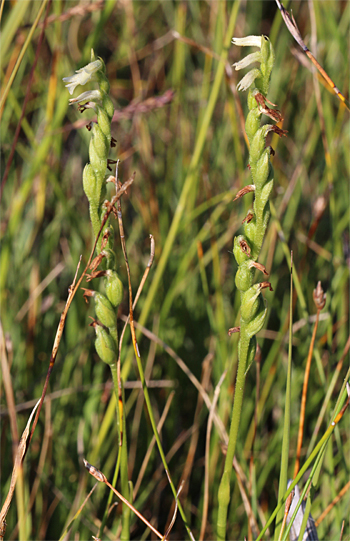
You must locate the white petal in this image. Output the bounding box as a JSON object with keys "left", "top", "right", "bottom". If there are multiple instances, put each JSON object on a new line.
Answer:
{"left": 63, "top": 80, "right": 80, "bottom": 95}
{"left": 232, "top": 36, "right": 262, "bottom": 48}
{"left": 237, "top": 69, "right": 261, "bottom": 91}
{"left": 233, "top": 52, "right": 261, "bottom": 71}
{"left": 76, "top": 59, "right": 102, "bottom": 75}
{"left": 69, "top": 90, "right": 101, "bottom": 104}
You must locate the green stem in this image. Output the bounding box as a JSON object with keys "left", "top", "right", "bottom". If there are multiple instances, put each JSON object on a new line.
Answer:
{"left": 217, "top": 329, "right": 250, "bottom": 540}
{"left": 109, "top": 363, "right": 130, "bottom": 540}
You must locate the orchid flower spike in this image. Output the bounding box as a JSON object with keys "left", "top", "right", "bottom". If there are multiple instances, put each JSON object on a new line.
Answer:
{"left": 232, "top": 35, "right": 268, "bottom": 92}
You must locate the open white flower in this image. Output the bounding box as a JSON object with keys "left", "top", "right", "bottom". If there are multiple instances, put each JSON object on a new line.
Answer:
{"left": 232, "top": 36, "right": 262, "bottom": 48}
{"left": 63, "top": 59, "right": 102, "bottom": 95}
{"left": 233, "top": 52, "right": 261, "bottom": 71}
{"left": 236, "top": 69, "right": 261, "bottom": 92}
{"left": 232, "top": 36, "right": 265, "bottom": 91}
{"left": 68, "top": 89, "right": 101, "bottom": 105}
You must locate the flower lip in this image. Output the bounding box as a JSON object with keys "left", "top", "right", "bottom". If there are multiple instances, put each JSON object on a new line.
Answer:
{"left": 68, "top": 89, "right": 102, "bottom": 104}
{"left": 63, "top": 59, "right": 103, "bottom": 95}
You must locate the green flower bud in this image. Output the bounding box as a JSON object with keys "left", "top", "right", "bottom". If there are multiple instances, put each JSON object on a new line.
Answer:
{"left": 254, "top": 199, "right": 270, "bottom": 231}
{"left": 253, "top": 150, "right": 270, "bottom": 188}
{"left": 233, "top": 235, "right": 251, "bottom": 266}
{"left": 94, "top": 292, "right": 116, "bottom": 328}
{"left": 89, "top": 136, "right": 107, "bottom": 179}
{"left": 235, "top": 261, "right": 254, "bottom": 292}
{"left": 258, "top": 178, "right": 273, "bottom": 208}
{"left": 104, "top": 95, "right": 115, "bottom": 120}
{"left": 91, "top": 123, "right": 110, "bottom": 158}
{"left": 244, "top": 213, "right": 256, "bottom": 242}
{"left": 97, "top": 106, "right": 113, "bottom": 140}
{"left": 105, "top": 270, "right": 123, "bottom": 307}
{"left": 249, "top": 124, "right": 271, "bottom": 167}
{"left": 94, "top": 324, "right": 116, "bottom": 365}
{"left": 245, "top": 108, "right": 261, "bottom": 145}
{"left": 83, "top": 164, "right": 97, "bottom": 203}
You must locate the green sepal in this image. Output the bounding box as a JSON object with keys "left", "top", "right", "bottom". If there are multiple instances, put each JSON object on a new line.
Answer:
{"left": 238, "top": 335, "right": 257, "bottom": 375}
{"left": 241, "top": 284, "right": 263, "bottom": 322}
{"left": 96, "top": 56, "right": 106, "bottom": 74}
{"left": 244, "top": 299, "right": 267, "bottom": 339}
{"left": 260, "top": 37, "right": 274, "bottom": 90}
{"left": 94, "top": 292, "right": 116, "bottom": 328}
{"left": 94, "top": 324, "right": 116, "bottom": 365}
{"left": 258, "top": 177, "right": 273, "bottom": 209}
{"left": 105, "top": 270, "right": 124, "bottom": 307}
{"left": 260, "top": 36, "right": 269, "bottom": 63}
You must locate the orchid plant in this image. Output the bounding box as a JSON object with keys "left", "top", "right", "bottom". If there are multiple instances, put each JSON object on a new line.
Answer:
{"left": 217, "top": 35, "right": 287, "bottom": 539}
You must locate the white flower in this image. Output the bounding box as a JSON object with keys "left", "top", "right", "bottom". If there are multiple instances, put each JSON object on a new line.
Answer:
{"left": 237, "top": 69, "right": 261, "bottom": 91}
{"left": 233, "top": 52, "right": 261, "bottom": 71}
{"left": 68, "top": 89, "right": 101, "bottom": 105}
{"left": 231, "top": 36, "right": 262, "bottom": 48}
{"left": 63, "top": 59, "right": 102, "bottom": 95}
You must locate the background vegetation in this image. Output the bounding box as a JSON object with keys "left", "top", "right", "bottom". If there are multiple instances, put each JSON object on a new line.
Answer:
{"left": 1, "top": 1, "right": 349, "bottom": 539}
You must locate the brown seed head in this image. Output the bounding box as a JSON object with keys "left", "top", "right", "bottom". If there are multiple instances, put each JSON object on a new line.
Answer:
{"left": 313, "top": 281, "right": 326, "bottom": 311}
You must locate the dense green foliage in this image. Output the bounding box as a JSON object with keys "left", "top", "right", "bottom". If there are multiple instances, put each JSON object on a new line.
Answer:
{"left": 1, "top": 1, "right": 349, "bottom": 540}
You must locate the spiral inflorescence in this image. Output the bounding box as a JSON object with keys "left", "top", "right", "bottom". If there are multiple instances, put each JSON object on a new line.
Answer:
{"left": 232, "top": 35, "right": 287, "bottom": 365}
{"left": 63, "top": 51, "right": 123, "bottom": 363}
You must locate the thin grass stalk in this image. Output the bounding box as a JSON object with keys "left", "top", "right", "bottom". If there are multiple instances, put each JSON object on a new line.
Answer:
{"left": 0, "top": 0, "right": 50, "bottom": 116}
{"left": 294, "top": 282, "right": 326, "bottom": 477}
{"left": 113, "top": 174, "right": 193, "bottom": 537}
{"left": 274, "top": 254, "right": 294, "bottom": 540}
